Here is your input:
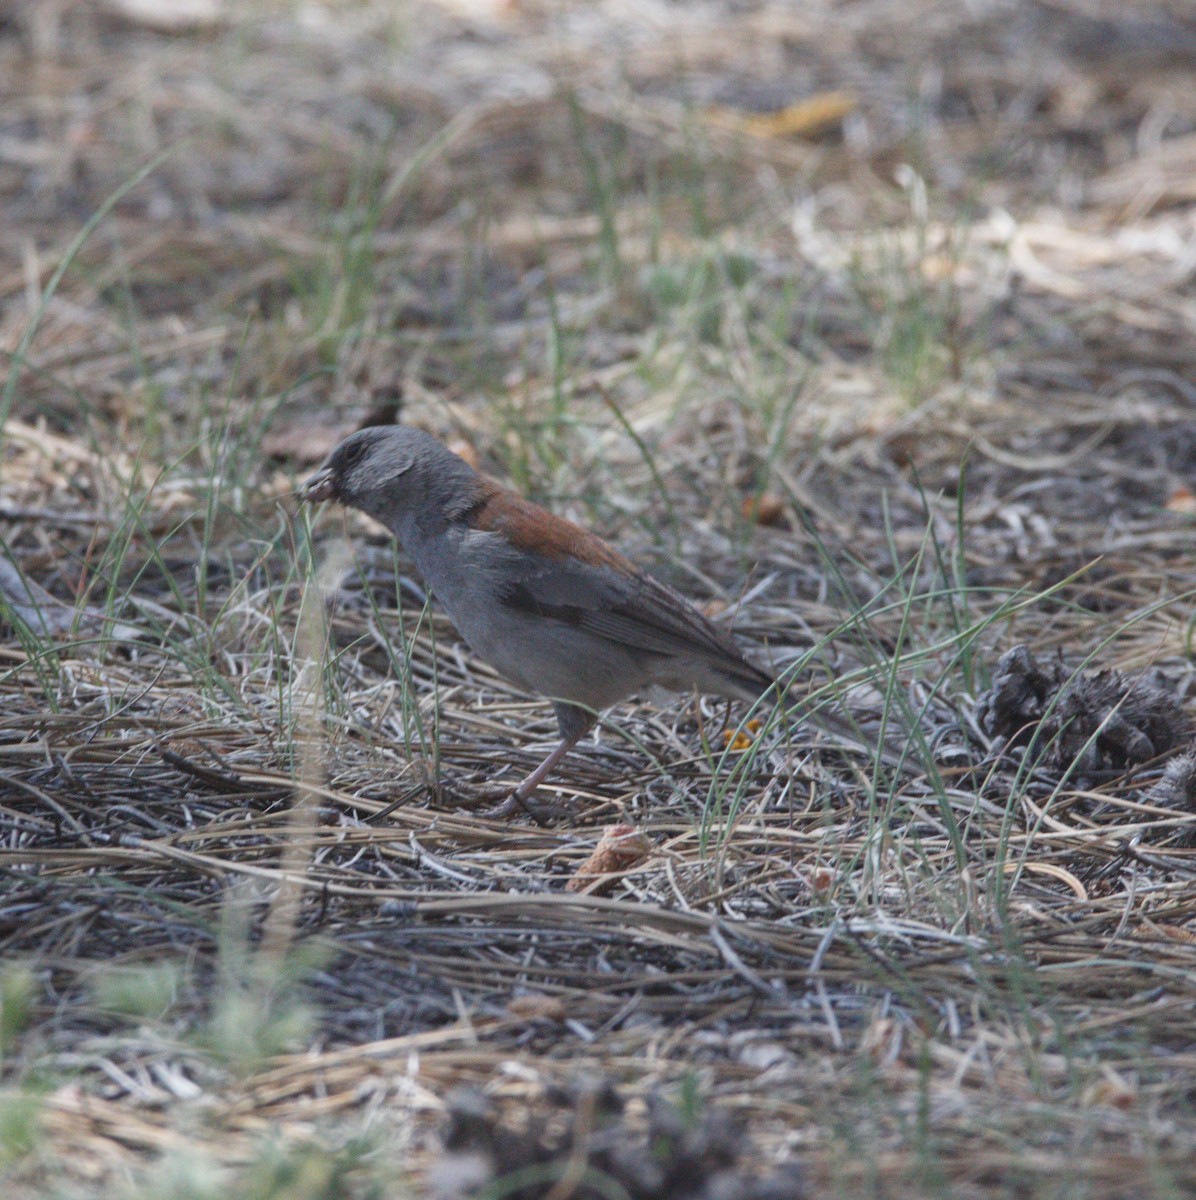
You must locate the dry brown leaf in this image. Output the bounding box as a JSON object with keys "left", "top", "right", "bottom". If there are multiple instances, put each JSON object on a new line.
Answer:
{"left": 808, "top": 866, "right": 835, "bottom": 896}
{"left": 705, "top": 91, "right": 857, "bottom": 140}
{"left": 1080, "top": 1068, "right": 1136, "bottom": 1111}
{"left": 741, "top": 493, "right": 787, "bottom": 527}
{"left": 1165, "top": 485, "right": 1196, "bottom": 514}
{"left": 565, "top": 824, "right": 652, "bottom": 894}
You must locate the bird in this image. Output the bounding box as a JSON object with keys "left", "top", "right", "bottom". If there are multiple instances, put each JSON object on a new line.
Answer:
{"left": 302, "top": 424, "right": 812, "bottom": 816}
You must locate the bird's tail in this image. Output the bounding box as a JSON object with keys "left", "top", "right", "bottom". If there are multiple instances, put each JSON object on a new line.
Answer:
{"left": 720, "top": 660, "right": 911, "bottom": 772}
{"left": 712, "top": 659, "right": 779, "bottom": 705}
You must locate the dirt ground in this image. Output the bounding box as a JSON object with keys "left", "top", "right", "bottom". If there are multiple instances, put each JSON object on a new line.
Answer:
{"left": 3, "top": 1, "right": 1196, "bottom": 1197}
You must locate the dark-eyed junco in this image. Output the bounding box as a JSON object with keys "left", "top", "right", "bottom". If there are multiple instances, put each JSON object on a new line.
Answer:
{"left": 302, "top": 424, "right": 792, "bottom": 813}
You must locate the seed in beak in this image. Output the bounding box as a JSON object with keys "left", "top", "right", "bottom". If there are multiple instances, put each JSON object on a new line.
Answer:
{"left": 302, "top": 468, "right": 337, "bottom": 503}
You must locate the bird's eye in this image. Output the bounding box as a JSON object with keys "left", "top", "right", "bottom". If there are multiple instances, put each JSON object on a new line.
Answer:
{"left": 341, "top": 441, "right": 368, "bottom": 470}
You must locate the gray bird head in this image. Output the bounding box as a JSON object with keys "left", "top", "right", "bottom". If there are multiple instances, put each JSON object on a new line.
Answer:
{"left": 301, "top": 424, "right": 474, "bottom": 528}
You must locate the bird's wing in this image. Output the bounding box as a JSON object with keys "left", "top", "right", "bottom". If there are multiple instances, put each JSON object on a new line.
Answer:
{"left": 500, "top": 550, "right": 772, "bottom": 686}
{"left": 465, "top": 480, "right": 772, "bottom": 690}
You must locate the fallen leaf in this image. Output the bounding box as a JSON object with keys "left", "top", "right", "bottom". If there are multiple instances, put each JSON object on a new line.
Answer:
{"left": 1165, "top": 485, "right": 1196, "bottom": 514}
{"left": 808, "top": 866, "right": 835, "bottom": 895}
{"left": 566, "top": 824, "right": 651, "bottom": 894}
{"left": 705, "top": 91, "right": 857, "bottom": 140}
{"left": 742, "top": 493, "right": 787, "bottom": 527}
{"left": 1080, "top": 1068, "right": 1136, "bottom": 1110}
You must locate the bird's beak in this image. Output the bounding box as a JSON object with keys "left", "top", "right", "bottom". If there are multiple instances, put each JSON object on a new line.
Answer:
{"left": 301, "top": 466, "right": 338, "bottom": 503}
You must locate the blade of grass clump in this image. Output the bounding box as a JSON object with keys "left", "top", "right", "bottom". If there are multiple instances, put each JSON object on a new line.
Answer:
{"left": 756, "top": 365, "right": 812, "bottom": 478}
{"left": 566, "top": 88, "right": 624, "bottom": 290}
{"left": 877, "top": 491, "right": 994, "bottom": 892}
{"left": 0, "top": 146, "right": 183, "bottom": 452}
{"left": 378, "top": 107, "right": 478, "bottom": 216}
{"left": 816, "top": 495, "right": 970, "bottom": 913}
{"left": 347, "top": 537, "right": 443, "bottom": 789}
{"left": 0, "top": 548, "right": 65, "bottom": 710}
{"left": 774, "top": 483, "right": 1075, "bottom": 755}
{"left": 916, "top": 455, "right": 978, "bottom": 689}
{"left": 85, "top": 461, "right": 248, "bottom": 706}
{"left": 0, "top": 963, "right": 36, "bottom": 1060}
{"left": 696, "top": 623, "right": 859, "bottom": 860}
{"left": 768, "top": 562, "right": 1130, "bottom": 914}
{"left": 308, "top": 142, "right": 391, "bottom": 361}
{"left": 191, "top": 385, "right": 299, "bottom": 621}
{"left": 856, "top": 508, "right": 1152, "bottom": 912}
{"left": 0, "top": 1085, "right": 42, "bottom": 1172}
{"left": 596, "top": 384, "right": 682, "bottom": 556}
{"left": 260, "top": 534, "right": 348, "bottom": 960}
{"left": 543, "top": 266, "right": 570, "bottom": 445}
{"left": 783, "top": 492, "right": 935, "bottom": 771}
{"left": 698, "top": 488, "right": 1083, "bottom": 905}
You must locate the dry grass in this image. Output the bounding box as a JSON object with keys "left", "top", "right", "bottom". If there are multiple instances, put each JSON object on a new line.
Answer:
{"left": 3, "top": 1, "right": 1196, "bottom": 1197}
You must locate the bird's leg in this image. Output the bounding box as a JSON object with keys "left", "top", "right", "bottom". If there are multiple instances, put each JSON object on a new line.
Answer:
{"left": 483, "top": 702, "right": 595, "bottom": 822}
{"left": 504, "top": 733, "right": 584, "bottom": 809}
{"left": 477, "top": 737, "right": 581, "bottom": 823}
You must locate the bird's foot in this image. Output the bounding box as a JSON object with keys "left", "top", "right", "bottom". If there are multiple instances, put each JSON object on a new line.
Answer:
{"left": 442, "top": 779, "right": 568, "bottom": 826}
{"left": 480, "top": 790, "right": 561, "bottom": 825}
